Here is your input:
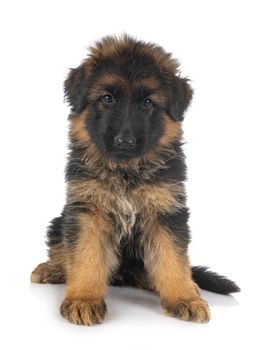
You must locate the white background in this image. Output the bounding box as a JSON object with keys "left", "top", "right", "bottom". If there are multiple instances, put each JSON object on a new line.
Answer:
{"left": 0, "top": 0, "right": 252, "bottom": 349}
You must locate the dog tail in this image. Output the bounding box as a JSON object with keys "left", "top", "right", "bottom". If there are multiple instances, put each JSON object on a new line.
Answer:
{"left": 111, "top": 264, "right": 240, "bottom": 295}
{"left": 191, "top": 266, "right": 240, "bottom": 294}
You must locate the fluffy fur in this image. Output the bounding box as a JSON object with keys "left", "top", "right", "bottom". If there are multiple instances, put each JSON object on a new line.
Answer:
{"left": 31, "top": 35, "right": 240, "bottom": 325}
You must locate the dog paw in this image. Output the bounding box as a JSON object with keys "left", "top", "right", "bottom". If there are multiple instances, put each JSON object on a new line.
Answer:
{"left": 163, "top": 298, "right": 211, "bottom": 323}
{"left": 60, "top": 298, "right": 107, "bottom": 326}
{"left": 30, "top": 262, "right": 65, "bottom": 284}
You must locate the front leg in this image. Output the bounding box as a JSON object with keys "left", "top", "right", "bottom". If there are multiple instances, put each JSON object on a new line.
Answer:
{"left": 143, "top": 209, "right": 211, "bottom": 323}
{"left": 61, "top": 208, "right": 118, "bottom": 326}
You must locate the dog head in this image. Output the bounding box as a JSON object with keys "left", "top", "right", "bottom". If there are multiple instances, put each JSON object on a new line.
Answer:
{"left": 65, "top": 35, "right": 192, "bottom": 161}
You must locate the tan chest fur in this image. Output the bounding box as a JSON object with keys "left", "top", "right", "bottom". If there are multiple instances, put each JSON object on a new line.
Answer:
{"left": 67, "top": 176, "right": 184, "bottom": 236}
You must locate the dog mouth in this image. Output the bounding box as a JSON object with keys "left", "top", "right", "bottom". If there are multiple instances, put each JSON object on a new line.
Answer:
{"left": 93, "top": 133, "right": 147, "bottom": 160}
{"left": 113, "top": 136, "right": 146, "bottom": 159}
{"left": 101, "top": 137, "right": 144, "bottom": 160}
{"left": 106, "top": 147, "right": 140, "bottom": 160}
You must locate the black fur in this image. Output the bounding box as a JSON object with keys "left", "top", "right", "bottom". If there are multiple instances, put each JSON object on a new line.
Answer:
{"left": 111, "top": 222, "right": 148, "bottom": 289}
{"left": 192, "top": 266, "right": 240, "bottom": 294}
{"left": 46, "top": 215, "right": 63, "bottom": 247}
{"left": 166, "top": 76, "right": 193, "bottom": 121}
{"left": 153, "top": 141, "right": 187, "bottom": 181}
{"left": 64, "top": 67, "right": 88, "bottom": 113}
{"left": 65, "top": 145, "right": 94, "bottom": 181}
{"left": 158, "top": 207, "right": 190, "bottom": 252}
{"left": 85, "top": 95, "right": 164, "bottom": 161}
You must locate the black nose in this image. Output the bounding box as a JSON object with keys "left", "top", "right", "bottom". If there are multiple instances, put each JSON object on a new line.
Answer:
{"left": 114, "top": 135, "right": 136, "bottom": 150}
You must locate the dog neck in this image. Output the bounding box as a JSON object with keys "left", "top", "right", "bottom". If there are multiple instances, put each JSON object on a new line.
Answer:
{"left": 65, "top": 138, "right": 186, "bottom": 187}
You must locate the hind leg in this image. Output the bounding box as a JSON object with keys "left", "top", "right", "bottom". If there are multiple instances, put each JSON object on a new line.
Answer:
{"left": 31, "top": 262, "right": 65, "bottom": 284}
{"left": 31, "top": 246, "right": 66, "bottom": 284}
{"left": 31, "top": 215, "right": 66, "bottom": 284}
{"left": 31, "top": 243, "right": 66, "bottom": 284}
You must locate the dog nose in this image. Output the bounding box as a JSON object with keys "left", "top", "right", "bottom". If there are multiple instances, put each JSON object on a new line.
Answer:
{"left": 114, "top": 135, "right": 136, "bottom": 150}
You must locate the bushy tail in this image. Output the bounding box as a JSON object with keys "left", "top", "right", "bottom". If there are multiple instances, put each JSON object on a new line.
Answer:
{"left": 191, "top": 266, "right": 240, "bottom": 295}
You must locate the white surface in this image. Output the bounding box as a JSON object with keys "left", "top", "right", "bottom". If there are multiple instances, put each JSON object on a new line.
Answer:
{"left": 0, "top": 0, "right": 252, "bottom": 349}
{"left": 6, "top": 283, "right": 248, "bottom": 349}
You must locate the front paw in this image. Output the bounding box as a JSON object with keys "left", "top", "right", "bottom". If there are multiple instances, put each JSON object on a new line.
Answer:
{"left": 162, "top": 297, "right": 211, "bottom": 323}
{"left": 60, "top": 298, "right": 107, "bottom": 326}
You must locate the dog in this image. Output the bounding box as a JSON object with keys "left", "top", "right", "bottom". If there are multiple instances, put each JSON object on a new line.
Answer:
{"left": 31, "top": 35, "right": 240, "bottom": 325}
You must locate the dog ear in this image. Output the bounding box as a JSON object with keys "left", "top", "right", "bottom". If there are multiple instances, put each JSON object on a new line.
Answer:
{"left": 166, "top": 76, "right": 193, "bottom": 121}
{"left": 64, "top": 65, "right": 88, "bottom": 113}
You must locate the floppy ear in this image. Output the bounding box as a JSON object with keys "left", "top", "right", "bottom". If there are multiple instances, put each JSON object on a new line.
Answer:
{"left": 166, "top": 76, "right": 193, "bottom": 121}
{"left": 64, "top": 65, "right": 88, "bottom": 113}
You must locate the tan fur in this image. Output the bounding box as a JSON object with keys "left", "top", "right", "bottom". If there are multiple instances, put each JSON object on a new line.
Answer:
{"left": 31, "top": 243, "right": 65, "bottom": 283}
{"left": 69, "top": 111, "right": 90, "bottom": 144}
{"left": 68, "top": 179, "right": 183, "bottom": 211}
{"left": 48, "top": 241, "right": 65, "bottom": 265}
{"left": 67, "top": 177, "right": 184, "bottom": 244}
{"left": 134, "top": 77, "right": 160, "bottom": 90}
{"left": 86, "top": 34, "right": 179, "bottom": 77}
{"left": 158, "top": 117, "right": 182, "bottom": 147}
{"left": 65, "top": 211, "right": 117, "bottom": 300}
{"left": 60, "top": 298, "right": 107, "bottom": 326}
{"left": 143, "top": 223, "right": 210, "bottom": 322}
{"left": 135, "top": 182, "right": 184, "bottom": 210}
{"left": 94, "top": 73, "right": 126, "bottom": 87}
{"left": 88, "top": 73, "right": 128, "bottom": 101}
{"left": 89, "top": 35, "right": 129, "bottom": 60}
{"left": 30, "top": 261, "right": 65, "bottom": 284}
{"left": 60, "top": 211, "right": 117, "bottom": 325}
{"left": 164, "top": 298, "right": 211, "bottom": 323}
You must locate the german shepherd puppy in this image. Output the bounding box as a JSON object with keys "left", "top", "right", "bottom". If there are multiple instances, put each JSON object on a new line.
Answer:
{"left": 31, "top": 35, "right": 239, "bottom": 325}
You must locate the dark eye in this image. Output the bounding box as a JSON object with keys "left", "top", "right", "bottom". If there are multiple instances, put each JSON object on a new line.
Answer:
{"left": 142, "top": 98, "right": 153, "bottom": 108}
{"left": 101, "top": 94, "right": 114, "bottom": 106}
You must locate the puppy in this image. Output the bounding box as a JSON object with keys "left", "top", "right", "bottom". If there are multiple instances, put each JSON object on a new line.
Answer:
{"left": 31, "top": 35, "right": 239, "bottom": 325}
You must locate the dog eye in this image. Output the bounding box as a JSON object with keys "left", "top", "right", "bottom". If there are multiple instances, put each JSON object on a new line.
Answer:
{"left": 142, "top": 98, "right": 153, "bottom": 108}
{"left": 101, "top": 94, "right": 114, "bottom": 106}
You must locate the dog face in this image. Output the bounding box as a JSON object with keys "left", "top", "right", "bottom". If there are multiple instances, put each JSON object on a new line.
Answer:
{"left": 65, "top": 35, "right": 193, "bottom": 160}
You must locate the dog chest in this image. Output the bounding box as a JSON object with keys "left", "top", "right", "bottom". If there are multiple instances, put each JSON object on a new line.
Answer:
{"left": 111, "top": 188, "right": 137, "bottom": 235}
